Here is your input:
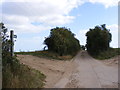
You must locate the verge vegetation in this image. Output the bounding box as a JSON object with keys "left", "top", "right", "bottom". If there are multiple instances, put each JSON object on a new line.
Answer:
{"left": 3, "top": 61, "right": 46, "bottom": 88}
{"left": 1, "top": 23, "right": 46, "bottom": 88}
{"left": 15, "top": 50, "right": 74, "bottom": 60}
{"left": 92, "top": 48, "right": 120, "bottom": 60}
{"left": 86, "top": 24, "right": 112, "bottom": 56}
{"left": 86, "top": 24, "right": 119, "bottom": 60}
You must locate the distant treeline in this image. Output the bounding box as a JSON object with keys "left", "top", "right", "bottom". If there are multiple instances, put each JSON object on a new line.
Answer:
{"left": 44, "top": 24, "right": 114, "bottom": 56}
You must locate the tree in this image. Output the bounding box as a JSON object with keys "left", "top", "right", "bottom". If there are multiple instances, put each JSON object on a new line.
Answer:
{"left": 1, "top": 22, "right": 18, "bottom": 66}
{"left": 86, "top": 24, "right": 112, "bottom": 55}
{"left": 44, "top": 27, "right": 81, "bottom": 56}
{"left": 81, "top": 45, "right": 85, "bottom": 50}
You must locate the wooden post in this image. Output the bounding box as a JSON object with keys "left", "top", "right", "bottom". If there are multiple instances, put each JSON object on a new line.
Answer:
{"left": 10, "top": 30, "right": 14, "bottom": 57}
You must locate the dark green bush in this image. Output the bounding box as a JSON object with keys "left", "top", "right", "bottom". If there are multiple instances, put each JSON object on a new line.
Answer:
{"left": 93, "top": 48, "right": 120, "bottom": 60}
{"left": 86, "top": 24, "right": 112, "bottom": 55}
{"left": 44, "top": 27, "right": 81, "bottom": 56}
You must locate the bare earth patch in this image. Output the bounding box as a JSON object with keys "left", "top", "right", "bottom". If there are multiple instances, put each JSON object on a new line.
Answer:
{"left": 17, "top": 51, "right": 118, "bottom": 88}
{"left": 17, "top": 55, "right": 75, "bottom": 88}
{"left": 99, "top": 55, "right": 119, "bottom": 66}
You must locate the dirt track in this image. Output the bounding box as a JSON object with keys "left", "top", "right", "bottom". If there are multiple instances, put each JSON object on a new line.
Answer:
{"left": 17, "top": 51, "right": 118, "bottom": 88}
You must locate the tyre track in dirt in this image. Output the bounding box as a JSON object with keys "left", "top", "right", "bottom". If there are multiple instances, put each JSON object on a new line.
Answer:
{"left": 54, "top": 51, "right": 118, "bottom": 88}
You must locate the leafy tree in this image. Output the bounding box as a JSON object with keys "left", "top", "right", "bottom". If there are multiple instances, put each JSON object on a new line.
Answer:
{"left": 44, "top": 27, "right": 81, "bottom": 56}
{"left": 1, "top": 23, "right": 12, "bottom": 65}
{"left": 1, "top": 22, "right": 19, "bottom": 74}
{"left": 86, "top": 24, "right": 112, "bottom": 55}
{"left": 81, "top": 45, "right": 85, "bottom": 50}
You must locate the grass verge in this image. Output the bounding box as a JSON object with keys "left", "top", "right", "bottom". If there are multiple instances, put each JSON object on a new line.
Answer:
{"left": 3, "top": 62, "right": 46, "bottom": 88}
{"left": 93, "top": 48, "right": 120, "bottom": 60}
{"left": 15, "top": 50, "right": 74, "bottom": 60}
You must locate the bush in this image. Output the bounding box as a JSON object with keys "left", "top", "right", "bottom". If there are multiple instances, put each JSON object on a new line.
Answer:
{"left": 93, "top": 48, "right": 120, "bottom": 60}
{"left": 86, "top": 24, "right": 112, "bottom": 55}
{"left": 44, "top": 27, "right": 81, "bottom": 56}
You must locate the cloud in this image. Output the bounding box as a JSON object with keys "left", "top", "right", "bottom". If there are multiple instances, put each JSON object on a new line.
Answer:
{"left": 75, "top": 29, "right": 88, "bottom": 45}
{"left": 2, "top": 0, "right": 81, "bottom": 25}
{"left": 1, "top": 0, "right": 118, "bottom": 51}
{"left": 1, "top": 0, "right": 118, "bottom": 28}
{"left": 106, "top": 24, "right": 118, "bottom": 48}
{"left": 88, "top": 0, "right": 118, "bottom": 8}
{"left": 2, "top": 14, "right": 51, "bottom": 33}
{"left": 1, "top": 1, "right": 81, "bottom": 33}
{"left": 1, "top": 0, "right": 118, "bottom": 34}
{"left": 34, "top": 15, "right": 75, "bottom": 25}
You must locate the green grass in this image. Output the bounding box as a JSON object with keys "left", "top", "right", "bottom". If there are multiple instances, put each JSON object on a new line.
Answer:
{"left": 15, "top": 50, "right": 73, "bottom": 60}
{"left": 93, "top": 48, "right": 120, "bottom": 60}
{"left": 3, "top": 63, "right": 46, "bottom": 88}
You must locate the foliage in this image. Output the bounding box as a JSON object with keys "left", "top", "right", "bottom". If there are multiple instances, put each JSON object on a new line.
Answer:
{"left": 1, "top": 23, "right": 13, "bottom": 66}
{"left": 1, "top": 23, "right": 45, "bottom": 88}
{"left": 3, "top": 64, "right": 46, "bottom": 88}
{"left": 86, "top": 24, "right": 112, "bottom": 55}
{"left": 15, "top": 50, "right": 73, "bottom": 60}
{"left": 93, "top": 48, "right": 120, "bottom": 60}
{"left": 44, "top": 27, "right": 81, "bottom": 56}
{"left": 81, "top": 45, "right": 85, "bottom": 50}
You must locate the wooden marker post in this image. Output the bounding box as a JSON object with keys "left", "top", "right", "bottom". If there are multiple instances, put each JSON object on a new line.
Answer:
{"left": 10, "top": 30, "right": 14, "bottom": 57}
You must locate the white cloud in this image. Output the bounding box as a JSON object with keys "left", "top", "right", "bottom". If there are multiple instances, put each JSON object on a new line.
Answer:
{"left": 1, "top": 0, "right": 118, "bottom": 30}
{"left": 88, "top": 0, "right": 118, "bottom": 8}
{"left": 1, "top": 0, "right": 118, "bottom": 8}
{"left": 1, "top": 0, "right": 118, "bottom": 34}
{"left": 107, "top": 24, "right": 118, "bottom": 48}
{"left": 1, "top": 0, "right": 118, "bottom": 51}
{"left": 34, "top": 15, "right": 75, "bottom": 25}
{"left": 2, "top": 0, "right": 80, "bottom": 23}
{"left": 1, "top": 1, "right": 81, "bottom": 33}
{"left": 2, "top": 14, "right": 29, "bottom": 25}
{"left": 6, "top": 23, "right": 51, "bottom": 34}
{"left": 2, "top": 14, "right": 51, "bottom": 33}
{"left": 76, "top": 29, "right": 88, "bottom": 46}
{"left": 107, "top": 24, "right": 118, "bottom": 31}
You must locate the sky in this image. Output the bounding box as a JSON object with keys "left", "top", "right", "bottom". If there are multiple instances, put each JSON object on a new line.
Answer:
{"left": 0, "top": 0, "right": 119, "bottom": 52}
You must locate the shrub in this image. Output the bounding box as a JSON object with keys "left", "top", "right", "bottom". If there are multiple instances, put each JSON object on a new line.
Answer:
{"left": 44, "top": 27, "right": 81, "bottom": 56}
{"left": 86, "top": 24, "right": 112, "bottom": 55}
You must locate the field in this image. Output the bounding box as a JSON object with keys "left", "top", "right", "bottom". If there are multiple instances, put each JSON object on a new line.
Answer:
{"left": 15, "top": 50, "right": 74, "bottom": 60}
{"left": 15, "top": 48, "right": 120, "bottom": 60}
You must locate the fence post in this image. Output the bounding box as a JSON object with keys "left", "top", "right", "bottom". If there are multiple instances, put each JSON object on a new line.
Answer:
{"left": 10, "top": 30, "right": 14, "bottom": 57}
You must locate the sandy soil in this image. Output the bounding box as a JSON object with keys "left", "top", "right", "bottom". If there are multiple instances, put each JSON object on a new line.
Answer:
{"left": 17, "top": 55, "right": 76, "bottom": 88}
{"left": 99, "top": 55, "right": 119, "bottom": 67}
{"left": 17, "top": 51, "right": 118, "bottom": 88}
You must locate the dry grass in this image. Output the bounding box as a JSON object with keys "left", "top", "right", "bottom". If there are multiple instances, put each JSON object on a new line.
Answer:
{"left": 15, "top": 50, "right": 74, "bottom": 60}
{"left": 3, "top": 63, "right": 46, "bottom": 88}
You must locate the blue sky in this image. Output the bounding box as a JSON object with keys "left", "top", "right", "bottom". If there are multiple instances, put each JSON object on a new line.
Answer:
{"left": 0, "top": 0, "right": 119, "bottom": 52}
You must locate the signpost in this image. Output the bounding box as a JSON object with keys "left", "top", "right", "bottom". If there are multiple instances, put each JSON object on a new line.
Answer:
{"left": 10, "top": 30, "right": 17, "bottom": 57}
{"left": 10, "top": 30, "right": 14, "bottom": 57}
